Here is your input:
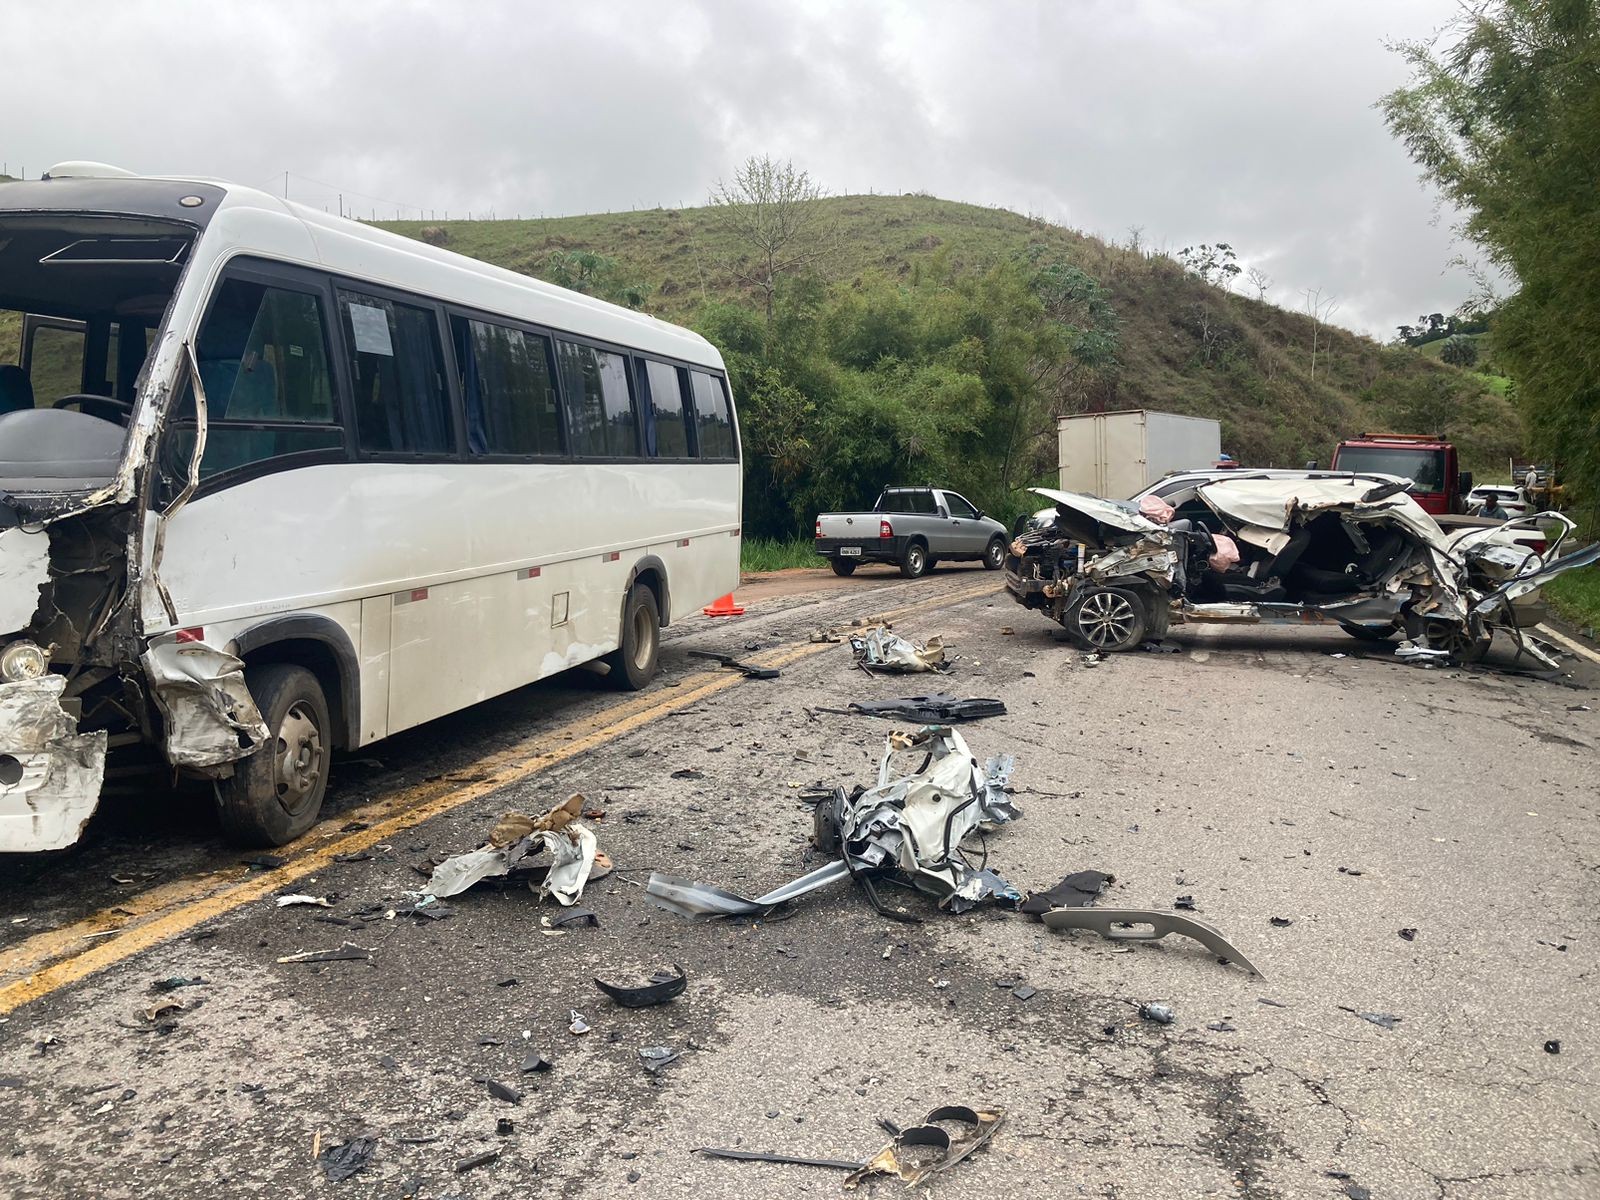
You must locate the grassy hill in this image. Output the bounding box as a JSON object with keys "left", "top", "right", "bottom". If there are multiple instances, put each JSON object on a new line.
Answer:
{"left": 378, "top": 193, "right": 1520, "bottom": 473}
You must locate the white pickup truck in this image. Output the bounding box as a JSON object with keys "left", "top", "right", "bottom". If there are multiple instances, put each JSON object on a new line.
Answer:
{"left": 814, "top": 486, "right": 1011, "bottom": 578}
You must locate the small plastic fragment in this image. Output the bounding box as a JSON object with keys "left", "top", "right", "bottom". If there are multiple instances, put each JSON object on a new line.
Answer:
{"left": 594, "top": 964, "right": 687, "bottom": 1008}
{"left": 568, "top": 1010, "right": 591, "bottom": 1035}
{"left": 485, "top": 1079, "right": 521, "bottom": 1104}
{"left": 318, "top": 1136, "right": 377, "bottom": 1183}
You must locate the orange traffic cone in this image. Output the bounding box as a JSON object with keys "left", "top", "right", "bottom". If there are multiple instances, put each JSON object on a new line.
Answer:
{"left": 703, "top": 593, "right": 745, "bottom": 617}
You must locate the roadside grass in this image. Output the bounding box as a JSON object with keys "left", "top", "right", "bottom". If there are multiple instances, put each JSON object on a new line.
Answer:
{"left": 741, "top": 536, "right": 818, "bottom": 572}
{"left": 1545, "top": 570, "right": 1600, "bottom": 634}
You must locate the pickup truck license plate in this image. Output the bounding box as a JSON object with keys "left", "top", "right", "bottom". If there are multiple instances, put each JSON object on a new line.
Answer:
{"left": 838, "top": 546, "right": 862, "bottom": 557}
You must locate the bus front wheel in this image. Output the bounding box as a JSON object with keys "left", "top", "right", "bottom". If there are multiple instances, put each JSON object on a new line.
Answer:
{"left": 216, "top": 663, "right": 332, "bottom": 846}
{"left": 607, "top": 583, "right": 661, "bottom": 690}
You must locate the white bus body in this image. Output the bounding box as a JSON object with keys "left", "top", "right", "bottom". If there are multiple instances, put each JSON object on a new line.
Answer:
{"left": 0, "top": 165, "right": 741, "bottom": 852}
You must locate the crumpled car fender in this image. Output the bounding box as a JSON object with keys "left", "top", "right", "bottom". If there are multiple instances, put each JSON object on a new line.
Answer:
{"left": 140, "top": 642, "right": 269, "bottom": 772}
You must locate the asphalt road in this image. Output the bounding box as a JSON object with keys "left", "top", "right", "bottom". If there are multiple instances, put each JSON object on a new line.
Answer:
{"left": 1, "top": 567, "right": 1597, "bottom": 1199}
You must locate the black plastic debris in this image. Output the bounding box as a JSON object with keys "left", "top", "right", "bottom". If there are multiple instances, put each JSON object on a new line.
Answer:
{"left": 0, "top": 1077, "right": 25, "bottom": 1088}
{"left": 1139, "top": 1003, "right": 1175, "bottom": 1025}
{"left": 150, "top": 976, "right": 205, "bottom": 992}
{"left": 1340, "top": 1007, "right": 1401, "bottom": 1030}
{"left": 1343, "top": 1184, "right": 1372, "bottom": 1200}
{"left": 1020, "top": 870, "right": 1113, "bottom": 917}
{"left": 496, "top": 1118, "right": 515, "bottom": 1136}
{"left": 546, "top": 907, "right": 599, "bottom": 929}
{"left": 1258, "top": 998, "right": 1287, "bottom": 1008}
{"left": 1338, "top": 866, "right": 1364, "bottom": 876}
{"left": 670, "top": 768, "right": 704, "bottom": 780}
{"left": 1174, "top": 895, "right": 1197, "bottom": 911}
{"left": 1544, "top": 1039, "right": 1561, "bottom": 1055}
{"left": 521, "top": 1053, "right": 554, "bottom": 1074}
{"left": 275, "top": 943, "right": 370, "bottom": 964}
{"left": 1399, "top": 927, "right": 1417, "bottom": 941}
{"left": 688, "top": 649, "right": 779, "bottom": 679}
{"left": 1011, "top": 985, "right": 1037, "bottom": 1001}
{"left": 841, "top": 695, "right": 1007, "bottom": 724}
{"left": 486, "top": 1079, "right": 522, "bottom": 1104}
{"left": 1268, "top": 917, "right": 1293, "bottom": 928}
{"left": 595, "top": 964, "right": 687, "bottom": 1008}
{"left": 318, "top": 1136, "right": 376, "bottom": 1183}
{"left": 455, "top": 1149, "right": 500, "bottom": 1173}
{"left": 1140, "top": 641, "right": 1182, "bottom": 653}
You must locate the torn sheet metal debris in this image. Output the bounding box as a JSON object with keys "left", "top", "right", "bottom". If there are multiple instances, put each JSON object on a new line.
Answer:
{"left": 139, "top": 642, "right": 268, "bottom": 771}
{"left": 275, "top": 943, "right": 370, "bottom": 965}
{"left": 1040, "top": 906, "right": 1262, "bottom": 975}
{"left": 0, "top": 673, "right": 109, "bottom": 853}
{"left": 848, "top": 625, "right": 949, "bottom": 674}
{"left": 688, "top": 649, "right": 779, "bottom": 679}
{"left": 842, "top": 695, "right": 1006, "bottom": 723}
{"left": 1020, "top": 870, "right": 1113, "bottom": 916}
{"left": 594, "top": 964, "right": 687, "bottom": 1008}
{"left": 695, "top": 1146, "right": 866, "bottom": 1171}
{"left": 422, "top": 793, "right": 598, "bottom": 906}
{"left": 318, "top": 1136, "right": 377, "bottom": 1183}
{"left": 647, "top": 726, "right": 1019, "bottom": 919}
{"left": 844, "top": 1104, "right": 1005, "bottom": 1189}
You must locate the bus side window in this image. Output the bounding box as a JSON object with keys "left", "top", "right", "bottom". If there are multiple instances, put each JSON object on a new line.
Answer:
{"left": 556, "top": 341, "right": 638, "bottom": 459}
{"left": 339, "top": 291, "right": 453, "bottom": 455}
{"left": 452, "top": 316, "right": 564, "bottom": 456}
{"left": 642, "top": 360, "right": 690, "bottom": 458}
{"left": 24, "top": 320, "right": 86, "bottom": 404}
{"left": 688, "top": 370, "right": 735, "bottom": 460}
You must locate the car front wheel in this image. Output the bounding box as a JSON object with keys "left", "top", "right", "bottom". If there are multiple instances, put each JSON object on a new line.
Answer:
{"left": 1067, "top": 586, "right": 1148, "bottom": 652}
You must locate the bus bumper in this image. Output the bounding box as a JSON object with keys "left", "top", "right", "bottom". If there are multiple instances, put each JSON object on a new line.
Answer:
{"left": 0, "top": 676, "right": 107, "bottom": 853}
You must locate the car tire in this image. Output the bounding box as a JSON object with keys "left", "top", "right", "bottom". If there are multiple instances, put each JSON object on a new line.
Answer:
{"left": 1067, "top": 586, "right": 1148, "bottom": 652}
{"left": 215, "top": 663, "right": 332, "bottom": 847}
{"left": 900, "top": 541, "right": 929, "bottom": 579}
{"left": 1340, "top": 623, "right": 1400, "bottom": 642}
{"left": 1423, "top": 621, "right": 1493, "bottom": 663}
{"left": 830, "top": 558, "right": 858, "bottom": 577}
{"left": 983, "top": 536, "right": 1006, "bottom": 570}
{"left": 605, "top": 584, "right": 661, "bottom": 690}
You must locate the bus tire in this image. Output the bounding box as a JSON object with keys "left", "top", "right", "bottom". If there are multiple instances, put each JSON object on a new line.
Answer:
{"left": 216, "top": 663, "right": 332, "bottom": 846}
{"left": 606, "top": 583, "right": 660, "bottom": 690}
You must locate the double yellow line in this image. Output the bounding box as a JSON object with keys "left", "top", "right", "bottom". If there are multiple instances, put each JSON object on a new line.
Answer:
{"left": 0, "top": 579, "right": 999, "bottom": 1015}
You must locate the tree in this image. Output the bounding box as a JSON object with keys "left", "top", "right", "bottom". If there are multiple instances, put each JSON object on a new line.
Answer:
{"left": 1381, "top": 0, "right": 1600, "bottom": 506}
{"left": 1177, "top": 243, "right": 1241, "bottom": 290}
{"left": 1440, "top": 335, "right": 1479, "bottom": 368}
{"left": 1245, "top": 267, "right": 1272, "bottom": 301}
{"left": 539, "top": 249, "right": 648, "bottom": 308}
{"left": 1302, "top": 287, "right": 1340, "bottom": 381}
{"left": 708, "top": 156, "right": 838, "bottom": 326}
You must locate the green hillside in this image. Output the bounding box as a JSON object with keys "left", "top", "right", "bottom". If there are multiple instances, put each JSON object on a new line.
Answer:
{"left": 378, "top": 194, "right": 1519, "bottom": 476}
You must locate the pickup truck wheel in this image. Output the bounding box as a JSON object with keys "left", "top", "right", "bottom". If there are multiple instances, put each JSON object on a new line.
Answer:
{"left": 830, "top": 558, "right": 857, "bottom": 577}
{"left": 899, "top": 542, "right": 929, "bottom": 579}
{"left": 983, "top": 536, "right": 1006, "bottom": 570}
{"left": 215, "top": 664, "right": 332, "bottom": 847}
{"left": 1067, "top": 586, "right": 1147, "bottom": 652}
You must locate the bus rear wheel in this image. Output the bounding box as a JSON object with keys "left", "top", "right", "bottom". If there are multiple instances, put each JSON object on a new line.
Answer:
{"left": 216, "top": 663, "right": 332, "bottom": 846}
{"left": 607, "top": 583, "right": 661, "bottom": 690}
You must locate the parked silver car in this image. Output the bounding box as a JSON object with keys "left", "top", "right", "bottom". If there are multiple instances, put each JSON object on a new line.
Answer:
{"left": 816, "top": 487, "right": 1010, "bottom": 578}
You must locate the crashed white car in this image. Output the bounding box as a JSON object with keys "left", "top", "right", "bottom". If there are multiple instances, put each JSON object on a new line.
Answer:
{"left": 1005, "top": 476, "right": 1598, "bottom": 665}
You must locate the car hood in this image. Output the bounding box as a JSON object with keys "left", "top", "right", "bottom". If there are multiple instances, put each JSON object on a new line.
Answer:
{"left": 1028, "top": 487, "right": 1167, "bottom": 551}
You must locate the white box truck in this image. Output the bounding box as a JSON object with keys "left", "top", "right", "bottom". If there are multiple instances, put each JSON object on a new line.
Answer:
{"left": 1057, "top": 409, "right": 1223, "bottom": 498}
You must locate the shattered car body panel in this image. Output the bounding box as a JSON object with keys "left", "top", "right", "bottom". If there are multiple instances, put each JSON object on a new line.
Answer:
{"left": 422, "top": 794, "right": 600, "bottom": 906}
{"left": 848, "top": 625, "right": 948, "bottom": 674}
{"left": 140, "top": 642, "right": 268, "bottom": 772}
{"left": 647, "top": 726, "right": 1021, "bottom": 918}
{"left": 0, "top": 674, "right": 109, "bottom": 852}
{"left": 1005, "top": 477, "right": 1596, "bottom": 663}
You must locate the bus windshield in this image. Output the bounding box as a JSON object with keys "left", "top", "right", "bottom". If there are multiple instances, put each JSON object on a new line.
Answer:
{"left": 0, "top": 213, "right": 192, "bottom": 496}
{"left": 1334, "top": 446, "right": 1446, "bottom": 492}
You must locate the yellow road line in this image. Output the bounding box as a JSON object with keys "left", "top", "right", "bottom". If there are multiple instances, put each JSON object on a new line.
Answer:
{"left": 0, "top": 579, "right": 999, "bottom": 1015}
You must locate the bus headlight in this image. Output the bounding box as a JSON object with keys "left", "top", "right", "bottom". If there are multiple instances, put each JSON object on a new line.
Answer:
{"left": 0, "top": 641, "right": 49, "bottom": 682}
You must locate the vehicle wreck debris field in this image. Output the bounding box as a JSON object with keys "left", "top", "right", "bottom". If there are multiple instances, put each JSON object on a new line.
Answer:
{"left": 1005, "top": 477, "right": 1598, "bottom": 664}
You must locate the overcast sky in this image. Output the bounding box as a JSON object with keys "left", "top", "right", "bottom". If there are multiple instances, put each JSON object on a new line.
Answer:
{"left": 5, "top": 0, "right": 1478, "bottom": 337}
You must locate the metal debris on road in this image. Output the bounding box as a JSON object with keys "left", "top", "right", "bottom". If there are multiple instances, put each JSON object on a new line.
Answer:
{"left": 848, "top": 626, "right": 950, "bottom": 674}
{"left": 568, "top": 1010, "right": 591, "bottom": 1035}
{"left": 1019, "top": 870, "right": 1113, "bottom": 915}
{"left": 844, "top": 1104, "right": 1005, "bottom": 1188}
{"left": 696, "top": 1146, "right": 866, "bottom": 1171}
{"left": 1138, "top": 1003, "right": 1176, "bottom": 1025}
{"left": 275, "top": 943, "right": 371, "bottom": 965}
{"left": 638, "top": 1045, "right": 682, "bottom": 1073}
{"left": 420, "top": 792, "right": 598, "bottom": 906}
{"left": 275, "top": 893, "right": 333, "bottom": 908}
{"left": 1040, "top": 907, "right": 1262, "bottom": 975}
{"left": 594, "top": 964, "right": 687, "bottom": 1008}
{"left": 454, "top": 1149, "right": 500, "bottom": 1174}
{"left": 1340, "top": 1007, "right": 1402, "bottom": 1030}
{"left": 839, "top": 695, "right": 1006, "bottom": 723}
{"left": 688, "top": 649, "right": 780, "bottom": 679}
{"left": 646, "top": 726, "right": 1019, "bottom": 919}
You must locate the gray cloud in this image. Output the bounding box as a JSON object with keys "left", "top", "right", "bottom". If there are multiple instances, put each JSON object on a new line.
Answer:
{"left": 2, "top": 0, "right": 1479, "bottom": 336}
